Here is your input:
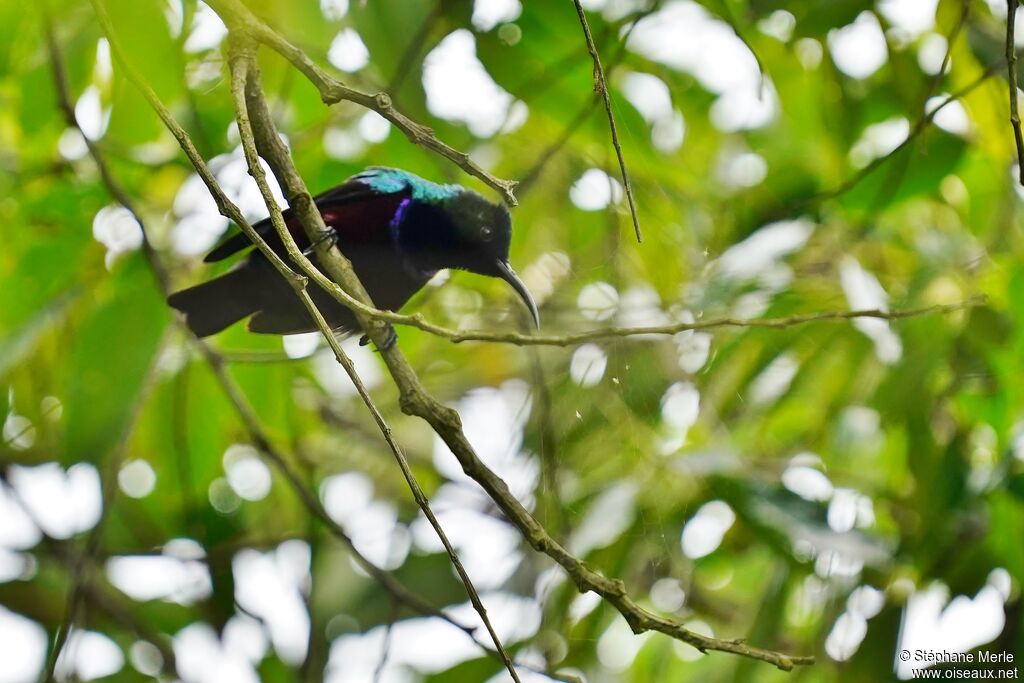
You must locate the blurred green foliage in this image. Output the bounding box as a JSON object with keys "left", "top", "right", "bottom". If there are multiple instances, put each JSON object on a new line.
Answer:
{"left": 2, "top": 0, "right": 1023, "bottom": 681}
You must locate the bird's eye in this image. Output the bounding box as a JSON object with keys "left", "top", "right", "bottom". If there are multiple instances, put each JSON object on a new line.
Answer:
{"left": 480, "top": 226, "right": 494, "bottom": 241}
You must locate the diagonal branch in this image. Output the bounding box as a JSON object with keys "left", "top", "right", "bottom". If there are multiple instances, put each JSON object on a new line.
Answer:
{"left": 229, "top": 45, "right": 521, "bottom": 682}
{"left": 572, "top": 0, "right": 643, "bottom": 243}
{"left": 95, "top": 0, "right": 812, "bottom": 668}
{"left": 81, "top": 0, "right": 484, "bottom": 644}
{"left": 0, "top": 478, "right": 181, "bottom": 682}
{"left": 813, "top": 61, "right": 1000, "bottom": 203}
{"left": 43, "top": 26, "right": 172, "bottom": 671}
{"left": 713, "top": 0, "right": 766, "bottom": 87}
{"left": 518, "top": 1, "right": 658, "bottom": 196}
{"left": 44, "top": 15, "right": 171, "bottom": 293}
{"left": 59, "top": 11, "right": 578, "bottom": 680}
{"left": 55, "top": 2, "right": 969, "bottom": 358}
{"left": 203, "top": 0, "right": 518, "bottom": 206}
{"left": 387, "top": 0, "right": 444, "bottom": 94}
{"left": 215, "top": 23, "right": 813, "bottom": 679}
{"left": 866, "top": 0, "right": 971, "bottom": 211}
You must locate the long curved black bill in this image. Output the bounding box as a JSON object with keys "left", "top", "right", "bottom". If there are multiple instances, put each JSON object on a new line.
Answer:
{"left": 495, "top": 260, "right": 540, "bottom": 328}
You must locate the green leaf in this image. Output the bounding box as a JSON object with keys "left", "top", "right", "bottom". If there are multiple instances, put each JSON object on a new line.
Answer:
{"left": 61, "top": 254, "right": 169, "bottom": 463}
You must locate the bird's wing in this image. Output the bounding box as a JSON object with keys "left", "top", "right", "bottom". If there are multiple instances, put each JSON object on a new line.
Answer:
{"left": 203, "top": 171, "right": 412, "bottom": 263}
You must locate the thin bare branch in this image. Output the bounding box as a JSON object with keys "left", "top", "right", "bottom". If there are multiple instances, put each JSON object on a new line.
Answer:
{"left": 84, "top": 0, "right": 478, "bottom": 641}
{"left": 222, "top": 25, "right": 815, "bottom": 678}
{"left": 0, "top": 480, "right": 182, "bottom": 681}
{"left": 231, "top": 47, "right": 521, "bottom": 682}
{"left": 203, "top": 0, "right": 518, "bottom": 206}
{"left": 387, "top": 1, "right": 444, "bottom": 93}
{"left": 814, "top": 62, "right": 1000, "bottom": 203}
{"left": 79, "top": 581, "right": 181, "bottom": 678}
{"left": 40, "top": 25, "right": 171, "bottom": 665}
{"left": 714, "top": 0, "right": 767, "bottom": 87}
{"left": 517, "top": 11, "right": 647, "bottom": 192}
{"left": 95, "top": 0, "right": 814, "bottom": 667}
{"left": 44, "top": 14, "right": 171, "bottom": 292}
{"left": 518, "top": 1, "right": 660, "bottom": 195}
{"left": 372, "top": 611, "right": 396, "bottom": 683}
{"left": 405, "top": 297, "right": 984, "bottom": 346}
{"left": 573, "top": 0, "right": 643, "bottom": 242}
{"left": 216, "top": 299, "right": 980, "bottom": 354}
{"left": 1008, "top": 0, "right": 1024, "bottom": 184}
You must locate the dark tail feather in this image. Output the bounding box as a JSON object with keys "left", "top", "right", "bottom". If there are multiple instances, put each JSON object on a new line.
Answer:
{"left": 167, "top": 268, "right": 258, "bottom": 337}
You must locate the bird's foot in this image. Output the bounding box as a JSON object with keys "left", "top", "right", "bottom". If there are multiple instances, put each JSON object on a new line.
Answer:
{"left": 358, "top": 325, "right": 397, "bottom": 352}
{"left": 303, "top": 228, "right": 338, "bottom": 255}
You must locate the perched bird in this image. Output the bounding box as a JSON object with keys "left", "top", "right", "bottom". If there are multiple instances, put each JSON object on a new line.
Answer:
{"left": 168, "top": 167, "right": 539, "bottom": 340}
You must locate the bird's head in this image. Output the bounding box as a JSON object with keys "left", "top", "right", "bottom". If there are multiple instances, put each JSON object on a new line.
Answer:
{"left": 442, "top": 191, "right": 539, "bottom": 328}
{"left": 405, "top": 189, "right": 539, "bottom": 328}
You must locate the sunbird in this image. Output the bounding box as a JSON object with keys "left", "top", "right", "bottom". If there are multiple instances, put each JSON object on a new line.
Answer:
{"left": 168, "top": 167, "right": 539, "bottom": 340}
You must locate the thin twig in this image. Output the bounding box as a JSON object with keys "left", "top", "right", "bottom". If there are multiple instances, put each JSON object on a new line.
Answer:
{"left": 517, "top": 99, "right": 599, "bottom": 195}
{"left": 1008, "top": 0, "right": 1024, "bottom": 184}
{"left": 1, "top": 400, "right": 61, "bottom": 449}
{"left": 868, "top": 0, "right": 970, "bottom": 212}
{"left": 232, "top": 48, "right": 521, "bottom": 682}
{"left": 44, "top": 15, "right": 171, "bottom": 293}
{"left": 372, "top": 609, "right": 396, "bottom": 683}
{"left": 573, "top": 0, "right": 642, "bottom": 242}
{"left": 204, "top": 0, "right": 518, "bottom": 206}
{"left": 80, "top": 580, "right": 180, "bottom": 677}
{"left": 813, "top": 62, "right": 1000, "bottom": 204}
{"left": 227, "top": 28, "right": 815, "bottom": 676}
{"left": 387, "top": 1, "right": 444, "bottom": 94}
{"left": 84, "top": 0, "right": 479, "bottom": 642}
{"left": 518, "top": 1, "right": 660, "bottom": 195}
{"left": 714, "top": 0, "right": 766, "bottom": 88}
{"left": 43, "top": 27, "right": 171, "bottom": 669}
{"left": 0, "top": 479, "right": 182, "bottom": 681}
{"left": 151, "top": 298, "right": 981, "bottom": 349}
{"left": 97, "top": 0, "right": 814, "bottom": 667}
{"left": 344, "top": 299, "right": 982, "bottom": 347}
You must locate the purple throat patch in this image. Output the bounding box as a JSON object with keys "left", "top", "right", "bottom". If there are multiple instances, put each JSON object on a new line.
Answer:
{"left": 388, "top": 198, "right": 432, "bottom": 278}
{"left": 389, "top": 198, "right": 412, "bottom": 243}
